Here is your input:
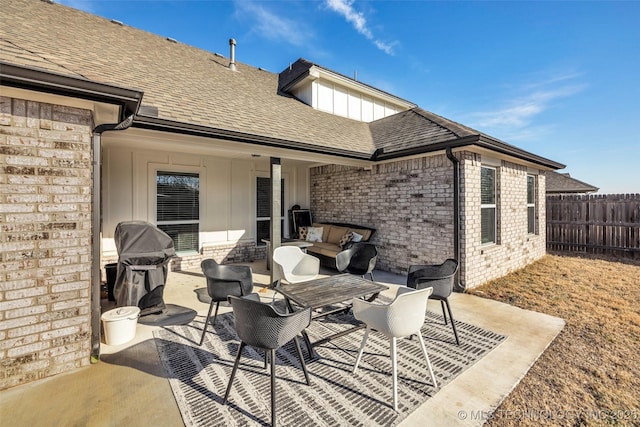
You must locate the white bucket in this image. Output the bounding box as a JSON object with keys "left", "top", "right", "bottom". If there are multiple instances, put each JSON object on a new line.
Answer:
{"left": 101, "top": 306, "right": 140, "bottom": 346}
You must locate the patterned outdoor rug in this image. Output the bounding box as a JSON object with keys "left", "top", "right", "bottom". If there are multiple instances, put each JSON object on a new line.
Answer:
{"left": 154, "top": 308, "right": 506, "bottom": 426}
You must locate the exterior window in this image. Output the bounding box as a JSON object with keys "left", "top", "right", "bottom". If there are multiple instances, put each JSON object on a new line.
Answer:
{"left": 527, "top": 175, "right": 536, "bottom": 234}
{"left": 256, "top": 177, "right": 284, "bottom": 245}
{"left": 156, "top": 171, "right": 199, "bottom": 252}
{"left": 481, "top": 166, "right": 497, "bottom": 244}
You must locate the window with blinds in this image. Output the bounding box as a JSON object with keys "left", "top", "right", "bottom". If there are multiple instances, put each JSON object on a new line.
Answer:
{"left": 527, "top": 175, "right": 536, "bottom": 234}
{"left": 481, "top": 166, "right": 497, "bottom": 244}
{"left": 156, "top": 171, "right": 199, "bottom": 252}
{"left": 256, "top": 177, "right": 284, "bottom": 245}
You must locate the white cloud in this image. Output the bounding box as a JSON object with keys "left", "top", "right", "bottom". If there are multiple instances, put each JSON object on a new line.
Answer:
{"left": 234, "top": 0, "right": 311, "bottom": 47}
{"left": 324, "top": 0, "right": 396, "bottom": 55}
{"left": 467, "top": 76, "right": 586, "bottom": 141}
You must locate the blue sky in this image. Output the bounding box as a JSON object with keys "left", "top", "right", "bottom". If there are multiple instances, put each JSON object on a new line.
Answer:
{"left": 62, "top": 0, "right": 639, "bottom": 194}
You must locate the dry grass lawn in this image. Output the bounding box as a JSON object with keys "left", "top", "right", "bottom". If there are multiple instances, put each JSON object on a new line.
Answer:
{"left": 467, "top": 253, "right": 640, "bottom": 426}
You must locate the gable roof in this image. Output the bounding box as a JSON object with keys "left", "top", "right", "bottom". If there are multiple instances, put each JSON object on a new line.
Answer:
{"left": 278, "top": 58, "right": 416, "bottom": 111}
{"left": 546, "top": 171, "right": 598, "bottom": 194}
{"left": 0, "top": 0, "right": 564, "bottom": 169}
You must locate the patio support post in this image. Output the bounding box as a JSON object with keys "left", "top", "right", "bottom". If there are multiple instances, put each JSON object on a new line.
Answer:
{"left": 269, "top": 157, "right": 282, "bottom": 285}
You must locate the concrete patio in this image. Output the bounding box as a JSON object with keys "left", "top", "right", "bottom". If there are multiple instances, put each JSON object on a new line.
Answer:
{"left": 1, "top": 262, "right": 565, "bottom": 426}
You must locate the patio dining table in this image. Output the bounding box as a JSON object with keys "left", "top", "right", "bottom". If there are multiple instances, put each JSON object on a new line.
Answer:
{"left": 276, "top": 273, "right": 388, "bottom": 359}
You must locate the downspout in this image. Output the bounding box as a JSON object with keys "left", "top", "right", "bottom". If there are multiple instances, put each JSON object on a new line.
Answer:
{"left": 446, "top": 147, "right": 464, "bottom": 291}
{"left": 90, "top": 115, "right": 135, "bottom": 363}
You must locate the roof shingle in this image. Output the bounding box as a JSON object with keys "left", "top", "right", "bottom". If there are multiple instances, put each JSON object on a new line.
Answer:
{"left": 0, "top": 0, "right": 563, "bottom": 168}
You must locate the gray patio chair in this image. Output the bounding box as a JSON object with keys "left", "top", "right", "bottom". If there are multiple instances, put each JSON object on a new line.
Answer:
{"left": 407, "top": 258, "right": 460, "bottom": 345}
{"left": 352, "top": 286, "right": 438, "bottom": 412}
{"left": 199, "top": 259, "right": 253, "bottom": 346}
{"left": 336, "top": 242, "right": 378, "bottom": 281}
{"left": 223, "top": 293, "right": 312, "bottom": 427}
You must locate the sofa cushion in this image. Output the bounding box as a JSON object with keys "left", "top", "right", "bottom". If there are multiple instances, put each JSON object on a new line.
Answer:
{"left": 339, "top": 232, "right": 354, "bottom": 249}
{"left": 298, "top": 226, "right": 309, "bottom": 241}
{"left": 347, "top": 227, "right": 371, "bottom": 241}
{"left": 350, "top": 231, "right": 363, "bottom": 242}
{"left": 312, "top": 223, "right": 330, "bottom": 243}
{"left": 306, "top": 226, "right": 324, "bottom": 242}
{"left": 306, "top": 242, "right": 341, "bottom": 258}
{"left": 327, "top": 226, "right": 349, "bottom": 244}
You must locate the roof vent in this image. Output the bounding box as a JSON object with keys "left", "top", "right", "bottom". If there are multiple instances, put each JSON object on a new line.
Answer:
{"left": 229, "top": 38, "right": 237, "bottom": 71}
{"left": 110, "top": 19, "right": 124, "bottom": 26}
{"left": 166, "top": 37, "right": 178, "bottom": 43}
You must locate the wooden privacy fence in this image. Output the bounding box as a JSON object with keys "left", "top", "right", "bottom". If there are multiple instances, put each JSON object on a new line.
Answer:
{"left": 546, "top": 194, "right": 640, "bottom": 258}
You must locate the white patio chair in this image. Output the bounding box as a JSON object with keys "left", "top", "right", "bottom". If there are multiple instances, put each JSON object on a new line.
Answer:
{"left": 352, "top": 286, "right": 438, "bottom": 412}
{"left": 272, "top": 246, "right": 320, "bottom": 287}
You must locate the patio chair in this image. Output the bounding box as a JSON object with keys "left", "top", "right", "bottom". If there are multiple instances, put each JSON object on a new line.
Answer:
{"left": 272, "top": 246, "right": 320, "bottom": 287}
{"left": 198, "top": 259, "right": 253, "bottom": 346}
{"left": 407, "top": 259, "right": 460, "bottom": 345}
{"left": 336, "top": 242, "right": 378, "bottom": 281}
{"left": 224, "top": 293, "right": 312, "bottom": 427}
{"left": 352, "top": 286, "right": 438, "bottom": 412}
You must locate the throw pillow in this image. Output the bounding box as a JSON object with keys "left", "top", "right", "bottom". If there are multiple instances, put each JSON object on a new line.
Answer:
{"left": 306, "top": 226, "right": 323, "bottom": 242}
{"left": 298, "top": 226, "right": 308, "bottom": 241}
{"left": 351, "top": 231, "right": 363, "bottom": 242}
{"left": 339, "top": 232, "right": 354, "bottom": 249}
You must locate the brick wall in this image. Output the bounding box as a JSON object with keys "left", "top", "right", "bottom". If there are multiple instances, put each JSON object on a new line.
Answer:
{"left": 0, "top": 96, "right": 94, "bottom": 390}
{"left": 310, "top": 155, "right": 454, "bottom": 275}
{"left": 460, "top": 152, "right": 546, "bottom": 288}
{"left": 310, "top": 151, "right": 547, "bottom": 289}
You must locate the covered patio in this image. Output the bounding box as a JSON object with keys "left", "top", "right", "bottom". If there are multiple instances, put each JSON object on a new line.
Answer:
{"left": 1, "top": 262, "right": 564, "bottom": 426}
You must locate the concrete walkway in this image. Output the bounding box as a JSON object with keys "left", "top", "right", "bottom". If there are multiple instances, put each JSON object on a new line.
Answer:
{"left": 1, "top": 262, "right": 565, "bottom": 426}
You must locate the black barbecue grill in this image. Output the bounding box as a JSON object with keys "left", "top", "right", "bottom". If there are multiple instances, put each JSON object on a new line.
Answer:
{"left": 113, "top": 221, "right": 176, "bottom": 316}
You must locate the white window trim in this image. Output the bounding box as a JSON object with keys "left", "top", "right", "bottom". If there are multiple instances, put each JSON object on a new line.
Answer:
{"left": 481, "top": 166, "right": 497, "bottom": 245}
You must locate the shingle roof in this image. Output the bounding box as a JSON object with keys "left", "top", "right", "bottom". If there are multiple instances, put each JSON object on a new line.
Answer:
{"left": 0, "top": 0, "right": 563, "bottom": 168}
{"left": 546, "top": 171, "right": 598, "bottom": 194}
{"left": 1, "top": 0, "right": 373, "bottom": 155}
{"left": 370, "top": 108, "right": 476, "bottom": 153}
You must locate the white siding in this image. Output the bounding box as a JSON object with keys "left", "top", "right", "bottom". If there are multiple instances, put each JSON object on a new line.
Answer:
{"left": 101, "top": 142, "right": 310, "bottom": 256}
{"left": 292, "top": 85, "right": 313, "bottom": 107}
{"left": 373, "top": 99, "right": 385, "bottom": 120}
{"left": 348, "top": 92, "right": 362, "bottom": 120}
{"left": 362, "top": 95, "right": 374, "bottom": 122}
{"left": 333, "top": 86, "right": 348, "bottom": 117}
{"left": 317, "top": 81, "right": 333, "bottom": 113}
{"left": 384, "top": 104, "right": 398, "bottom": 116}
{"left": 296, "top": 79, "right": 407, "bottom": 122}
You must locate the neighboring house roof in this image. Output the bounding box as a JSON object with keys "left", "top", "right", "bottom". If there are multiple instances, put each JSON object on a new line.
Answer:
{"left": 0, "top": 0, "right": 564, "bottom": 169}
{"left": 546, "top": 171, "right": 599, "bottom": 194}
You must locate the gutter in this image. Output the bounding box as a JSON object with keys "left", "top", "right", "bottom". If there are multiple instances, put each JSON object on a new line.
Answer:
{"left": 90, "top": 115, "right": 136, "bottom": 362}
{"left": 373, "top": 135, "right": 565, "bottom": 170}
{"left": 446, "top": 147, "right": 463, "bottom": 291}
{"left": 0, "top": 62, "right": 140, "bottom": 118}
{"left": 133, "top": 115, "right": 373, "bottom": 161}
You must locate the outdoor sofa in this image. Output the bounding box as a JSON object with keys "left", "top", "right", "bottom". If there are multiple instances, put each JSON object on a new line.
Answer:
{"left": 298, "top": 222, "right": 376, "bottom": 268}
